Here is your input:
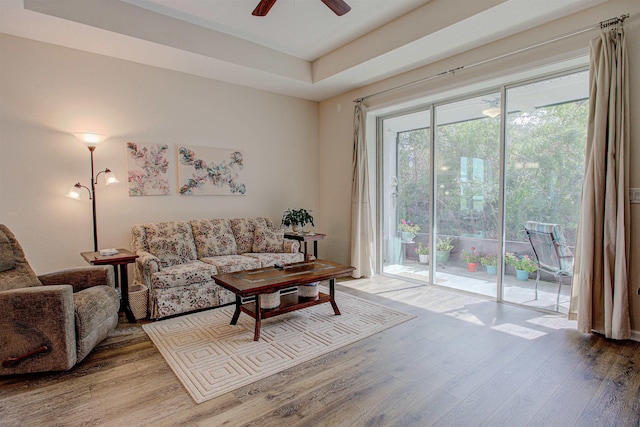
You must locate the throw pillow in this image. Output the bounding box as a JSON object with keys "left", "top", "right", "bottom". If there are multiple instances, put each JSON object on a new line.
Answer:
{"left": 253, "top": 226, "right": 284, "bottom": 253}
{"left": 148, "top": 237, "right": 195, "bottom": 268}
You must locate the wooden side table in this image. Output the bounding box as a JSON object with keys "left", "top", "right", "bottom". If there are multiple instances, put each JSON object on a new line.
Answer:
{"left": 81, "top": 248, "right": 139, "bottom": 323}
{"left": 284, "top": 232, "right": 326, "bottom": 259}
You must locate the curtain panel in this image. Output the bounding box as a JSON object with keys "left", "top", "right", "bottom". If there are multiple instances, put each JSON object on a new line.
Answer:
{"left": 350, "top": 101, "right": 374, "bottom": 278}
{"left": 569, "top": 27, "right": 631, "bottom": 340}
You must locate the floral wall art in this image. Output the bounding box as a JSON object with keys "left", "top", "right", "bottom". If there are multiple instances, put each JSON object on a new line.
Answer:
{"left": 126, "top": 142, "right": 170, "bottom": 196}
{"left": 177, "top": 145, "right": 246, "bottom": 196}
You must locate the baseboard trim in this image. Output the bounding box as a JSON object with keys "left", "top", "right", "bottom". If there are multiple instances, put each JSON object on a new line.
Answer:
{"left": 631, "top": 330, "right": 640, "bottom": 342}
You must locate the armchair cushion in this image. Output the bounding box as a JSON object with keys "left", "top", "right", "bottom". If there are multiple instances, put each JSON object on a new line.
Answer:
{"left": 73, "top": 286, "right": 119, "bottom": 362}
{"left": 0, "top": 230, "right": 14, "bottom": 272}
{"left": 0, "top": 225, "right": 41, "bottom": 291}
{"left": 253, "top": 225, "right": 284, "bottom": 253}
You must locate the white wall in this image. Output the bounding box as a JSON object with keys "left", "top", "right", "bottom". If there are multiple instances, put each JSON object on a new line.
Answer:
{"left": 318, "top": 0, "right": 640, "bottom": 331}
{"left": 0, "top": 34, "right": 319, "bottom": 274}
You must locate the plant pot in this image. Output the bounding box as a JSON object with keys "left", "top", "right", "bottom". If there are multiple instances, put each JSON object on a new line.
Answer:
{"left": 291, "top": 224, "right": 302, "bottom": 233}
{"left": 467, "top": 262, "right": 478, "bottom": 272}
{"left": 515, "top": 269, "right": 530, "bottom": 281}
{"left": 485, "top": 265, "right": 497, "bottom": 275}
{"left": 436, "top": 250, "right": 450, "bottom": 265}
{"left": 401, "top": 232, "right": 414, "bottom": 242}
{"left": 418, "top": 254, "right": 429, "bottom": 264}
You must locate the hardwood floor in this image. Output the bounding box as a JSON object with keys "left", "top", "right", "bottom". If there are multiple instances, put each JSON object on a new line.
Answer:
{"left": 1, "top": 276, "right": 639, "bottom": 426}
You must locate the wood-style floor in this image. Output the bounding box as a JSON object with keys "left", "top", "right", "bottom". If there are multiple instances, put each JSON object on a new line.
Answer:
{"left": 1, "top": 276, "right": 639, "bottom": 426}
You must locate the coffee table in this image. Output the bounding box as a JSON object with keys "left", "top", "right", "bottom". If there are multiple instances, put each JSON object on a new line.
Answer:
{"left": 212, "top": 259, "right": 355, "bottom": 341}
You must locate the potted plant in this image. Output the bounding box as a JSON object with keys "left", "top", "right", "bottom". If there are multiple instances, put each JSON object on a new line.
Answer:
{"left": 461, "top": 247, "right": 481, "bottom": 272}
{"left": 281, "top": 208, "right": 314, "bottom": 233}
{"left": 506, "top": 253, "right": 538, "bottom": 281}
{"left": 398, "top": 219, "right": 420, "bottom": 241}
{"left": 480, "top": 253, "right": 498, "bottom": 275}
{"left": 435, "top": 237, "right": 454, "bottom": 265}
{"left": 415, "top": 243, "right": 429, "bottom": 264}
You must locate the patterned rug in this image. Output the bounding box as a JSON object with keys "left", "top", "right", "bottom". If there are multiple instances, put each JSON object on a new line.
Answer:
{"left": 143, "top": 289, "right": 414, "bottom": 403}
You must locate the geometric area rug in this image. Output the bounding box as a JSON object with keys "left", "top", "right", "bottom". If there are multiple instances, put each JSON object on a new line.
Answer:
{"left": 143, "top": 289, "right": 415, "bottom": 403}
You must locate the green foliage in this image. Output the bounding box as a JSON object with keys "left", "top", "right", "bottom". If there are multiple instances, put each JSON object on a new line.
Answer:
{"left": 281, "top": 208, "right": 314, "bottom": 228}
{"left": 436, "top": 237, "right": 454, "bottom": 251}
{"left": 395, "top": 97, "right": 587, "bottom": 245}
{"left": 480, "top": 253, "right": 498, "bottom": 266}
{"left": 505, "top": 253, "right": 538, "bottom": 272}
{"left": 415, "top": 243, "right": 430, "bottom": 255}
{"left": 461, "top": 247, "right": 481, "bottom": 264}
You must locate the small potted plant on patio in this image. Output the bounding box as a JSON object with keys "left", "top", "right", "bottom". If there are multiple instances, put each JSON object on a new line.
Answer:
{"left": 461, "top": 247, "right": 481, "bottom": 272}
{"left": 435, "top": 237, "right": 454, "bottom": 265}
{"left": 506, "top": 253, "right": 538, "bottom": 281}
{"left": 415, "top": 243, "right": 430, "bottom": 264}
{"left": 281, "top": 208, "right": 314, "bottom": 233}
{"left": 398, "top": 219, "right": 420, "bottom": 242}
{"left": 480, "top": 253, "right": 498, "bottom": 276}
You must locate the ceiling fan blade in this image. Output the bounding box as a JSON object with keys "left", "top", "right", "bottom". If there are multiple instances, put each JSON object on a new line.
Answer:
{"left": 252, "top": 0, "right": 277, "bottom": 16}
{"left": 321, "top": 0, "right": 351, "bottom": 16}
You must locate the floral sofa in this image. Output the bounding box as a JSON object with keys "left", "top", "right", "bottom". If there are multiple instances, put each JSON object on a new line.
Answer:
{"left": 131, "top": 217, "right": 303, "bottom": 319}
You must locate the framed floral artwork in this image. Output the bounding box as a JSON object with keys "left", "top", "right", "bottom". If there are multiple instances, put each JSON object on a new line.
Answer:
{"left": 177, "top": 145, "right": 246, "bottom": 195}
{"left": 126, "top": 142, "right": 170, "bottom": 196}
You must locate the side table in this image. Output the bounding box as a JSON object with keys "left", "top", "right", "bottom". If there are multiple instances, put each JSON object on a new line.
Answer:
{"left": 284, "top": 232, "right": 326, "bottom": 259}
{"left": 81, "top": 248, "right": 139, "bottom": 323}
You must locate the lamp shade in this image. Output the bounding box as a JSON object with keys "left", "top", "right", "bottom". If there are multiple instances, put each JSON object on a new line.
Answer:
{"left": 66, "top": 183, "right": 84, "bottom": 199}
{"left": 104, "top": 169, "right": 119, "bottom": 185}
{"left": 73, "top": 132, "right": 108, "bottom": 147}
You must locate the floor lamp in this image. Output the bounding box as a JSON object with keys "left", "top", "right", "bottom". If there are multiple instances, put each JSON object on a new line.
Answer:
{"left": 66, "top": 133, "right": 119, "bottom": 252}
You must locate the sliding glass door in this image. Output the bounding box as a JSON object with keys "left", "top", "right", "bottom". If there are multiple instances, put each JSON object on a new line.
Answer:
{"left": 433, "top": 93, "right": 501, "bottom": 297}
{"left": 380, "top": 69, "right": 588, "bottom": 313}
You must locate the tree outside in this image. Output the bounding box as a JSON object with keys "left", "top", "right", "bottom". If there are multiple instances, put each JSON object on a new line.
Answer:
{"left": 395, "top": 99, "right": 587, "bottom": 245}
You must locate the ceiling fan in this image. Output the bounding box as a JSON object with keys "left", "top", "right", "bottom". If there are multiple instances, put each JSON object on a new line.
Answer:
{"left": 252, "top": 0, "right": 351, "bottom": 17}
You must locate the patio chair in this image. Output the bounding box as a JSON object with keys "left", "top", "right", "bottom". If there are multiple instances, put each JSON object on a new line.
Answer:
{"left": 524, "top": 221, "right": 574, "bottom": 309}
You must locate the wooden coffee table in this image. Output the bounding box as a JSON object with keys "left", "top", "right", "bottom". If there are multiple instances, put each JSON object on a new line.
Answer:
{"left": 212, "top": 259, "right": 355, "bottom": 341}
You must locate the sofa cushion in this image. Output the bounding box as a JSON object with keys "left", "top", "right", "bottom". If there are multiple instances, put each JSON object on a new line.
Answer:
{"left": 151, "top": 261, "right": 219, "bottom": 290}
{"left": 144, "top": 221, "right": 197, "bottom": 268}
{"left": 190, "top": 219, "right": 238, "bottom": 258}
{"left": 230, "top": 217, "right": 272, "bottom": 254}
{"left": 253, "top": 225, "right": 284, "bottom": 253}
{"left": 201, "top": 255, "right": 261, "bottom": 274}
{"left": 243, "top": 252, "right": 304, "bottom": 267}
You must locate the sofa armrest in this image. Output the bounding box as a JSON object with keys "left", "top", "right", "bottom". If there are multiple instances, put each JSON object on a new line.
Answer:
{"left": 0, "top": 285, "right": 77, "bottom": 374}
{"left": 38, "top": 266, "right": 115, "bottom": 293}
{"left": 283, "top": 238, "right": 300, "bottom": 254}
{"left": 133, "top": 250, "right": 161, "bottom": 288}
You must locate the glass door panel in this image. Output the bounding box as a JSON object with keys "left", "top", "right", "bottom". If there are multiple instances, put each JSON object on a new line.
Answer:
{"left": 381, "top": 111, "right": 430, "bottom": 282}
{"left": 433, "top": 93, "right": 501, "bottom": 297}
{"left": 502, "top": 70, "right": 588, "bottom": 313}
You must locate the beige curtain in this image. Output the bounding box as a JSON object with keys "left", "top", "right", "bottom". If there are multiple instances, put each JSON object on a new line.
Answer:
{"left": 350, "top": 101, "right": 374, "bottom": 278}
{"left": 569, "top": 27, "right": 630, "bottom": 339}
